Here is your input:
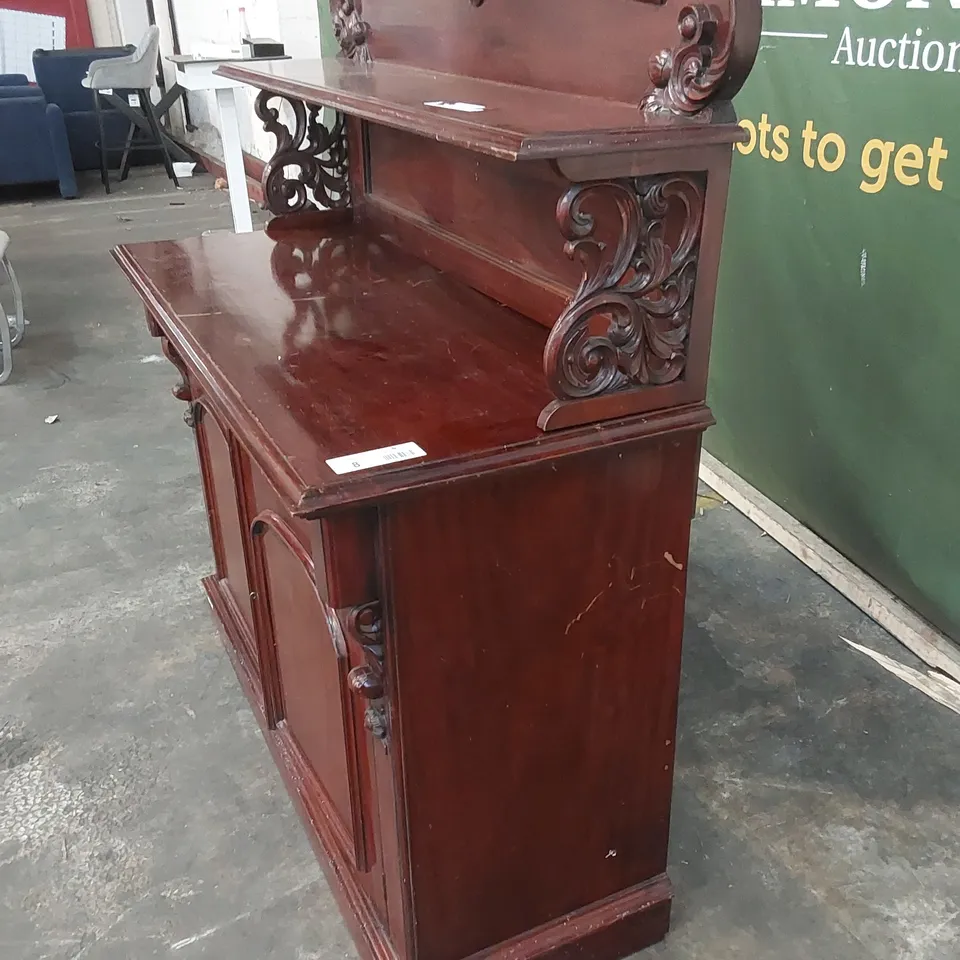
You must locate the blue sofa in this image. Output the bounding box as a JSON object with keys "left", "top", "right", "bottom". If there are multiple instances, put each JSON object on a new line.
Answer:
{"left": 0, "top": 75, "right": 78, "bottom": 198}
{"left": 33, "top": 47, "right": 135, "bottom": 172}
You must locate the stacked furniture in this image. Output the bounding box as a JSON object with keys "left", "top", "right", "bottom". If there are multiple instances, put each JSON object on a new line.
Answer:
{"left": 0, "top": 74, "right": 77, "bottom": 198}
{"left": 114, "top": 2, "right": 761, "bottom": 959}
{"left": 33, "top": 46, "right": 134, "bottom": 172}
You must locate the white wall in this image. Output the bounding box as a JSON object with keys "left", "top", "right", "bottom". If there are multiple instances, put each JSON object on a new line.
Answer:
{"left": 85, "top": 0, "right": 323, "bottom": 162}
{"left": 86, "top": 0, "right": 121, "bottom": 46}
{"left": 86, "top": 0, "right": 149, "bottom": 47}
{"left": 172, "top": 0, "right": 324, "bottom": 163}
{"left": 114, "top": 0, "right": 150, "bottom": 46}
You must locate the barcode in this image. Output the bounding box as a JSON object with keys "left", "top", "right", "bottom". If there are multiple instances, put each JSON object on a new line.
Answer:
{"left": 326, "top": 442, "right": 427, "bottom": 475}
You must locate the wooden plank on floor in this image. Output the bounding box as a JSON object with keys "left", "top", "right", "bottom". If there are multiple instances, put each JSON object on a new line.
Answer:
{"left": 699, "top": 450, "right": 960, "bottom": 685}
{"left": 842, "top": 638, "right": 960, "bottom": 716}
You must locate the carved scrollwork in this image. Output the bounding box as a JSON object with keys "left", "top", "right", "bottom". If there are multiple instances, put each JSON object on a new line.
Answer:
{"left": 331, "top": 0, "right": 372, "bottom": 62}
{"left": 342, "top": 601, "right": 389, "bottom": 744}
{"left": 255, "top": 92, "right": 350, "bottom": 216}
{"left": 362, "top": 706, "right": 389, "bottom": 740}
{"left": 160, "top": 337, "right": 192, "bottom": 402}
{"left": 183, "top": 402, "right": 201, "bottom": 430}
{"left": 641, "top": 4, "right": 735, "bottom": 116}
{"left": 543, "top": 174, "right": 704, "bottom": 402}
{"left": 145, "top": 312, "right": 196, "bottom": 409}
{"left": 343, "top": 601, "right": 384, "bottom": 660}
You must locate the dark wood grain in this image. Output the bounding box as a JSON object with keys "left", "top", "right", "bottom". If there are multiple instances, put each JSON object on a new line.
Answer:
{"left": 359, "top": 125, "right": 575, "bottom": 323}
{"left": 380, "top": 436, "right": 698, "bottom": 958}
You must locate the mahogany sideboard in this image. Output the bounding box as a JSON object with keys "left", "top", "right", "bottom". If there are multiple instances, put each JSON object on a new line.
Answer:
{"left": 114, "top": 3, "right": 761, "bottom": 959}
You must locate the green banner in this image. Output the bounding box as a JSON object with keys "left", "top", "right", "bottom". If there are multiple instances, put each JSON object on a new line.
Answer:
{"left": 709, "top": 0, "right": 960, "bottom": 639}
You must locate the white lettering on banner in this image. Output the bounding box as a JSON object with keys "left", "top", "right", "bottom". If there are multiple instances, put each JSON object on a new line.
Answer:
{"left": 879, "top": 36, "right": 899, "bottom": 65}
{"left": 761, "top": 0, "right": 960, "bottom": 7}
{"left": 761, "top": 0, "right": 960, "bottom": 71}
{"left": 829, "top": 24, "right": 960, "bottom": 70}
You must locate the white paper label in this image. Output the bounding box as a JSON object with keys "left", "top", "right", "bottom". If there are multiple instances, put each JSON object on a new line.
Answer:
{"left": 423, "top": 100, "right": 486, "bottom": 113}
{"left": 326, "top": 442, "right": 427, "bottom": 475}
{"left": 127, "top": 93, "right": 140, "bottom": 107}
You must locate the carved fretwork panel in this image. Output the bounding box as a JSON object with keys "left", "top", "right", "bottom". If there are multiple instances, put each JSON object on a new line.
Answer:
{"left": 543, "top": 173, "right": 705, "bottom": 405}
{"left": 642, "top": 4, "right": 736, "bottom": 116}
{"left": 331, "top": 0, "right": 372, "bottom": 62}
{"left": 256, "top": 93, "right": 351, "bottom": 216}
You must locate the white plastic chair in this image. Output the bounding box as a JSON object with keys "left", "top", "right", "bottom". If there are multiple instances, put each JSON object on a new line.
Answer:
{"left": 0, "top": 230, "right": 25, "bottom": 385}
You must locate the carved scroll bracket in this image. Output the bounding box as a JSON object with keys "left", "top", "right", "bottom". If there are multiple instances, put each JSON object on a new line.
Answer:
{"left": 160, "top": 337, "right": 192, "bottom": 403}
{"left": 256, "top": 93, "right": 351, "bottom": 217}
{"left": 542, "top": 174, "right": 704, "bottom": 411}
{"left": 145, "top": 311, "right": 198, "bottom": 428}
{"left": 642, "top": 4, "right": 735, "bottom": 117}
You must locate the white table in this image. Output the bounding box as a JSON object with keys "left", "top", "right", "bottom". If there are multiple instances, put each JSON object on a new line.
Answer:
{"left": 169, "top": 56, "right": 284, "bottom": 234}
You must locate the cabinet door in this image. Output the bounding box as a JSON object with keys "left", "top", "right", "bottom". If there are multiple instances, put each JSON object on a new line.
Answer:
{"left": 193, "top": 402, "right": 257, "bottom": 667}
{"left": 252, "top": 511, "right": 366, "bottom": 869}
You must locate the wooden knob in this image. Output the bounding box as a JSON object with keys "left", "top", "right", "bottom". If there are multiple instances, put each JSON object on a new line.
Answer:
{"left": 348, "top": 665, "right": 383, "bottom": 700}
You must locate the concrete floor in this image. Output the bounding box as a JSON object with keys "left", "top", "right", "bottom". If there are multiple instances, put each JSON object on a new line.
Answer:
{"left": 1, "top": 170, "right": 958, "bottom": 960}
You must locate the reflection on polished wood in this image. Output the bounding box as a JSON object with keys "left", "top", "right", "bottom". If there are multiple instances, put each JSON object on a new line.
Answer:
{"left": 115, "top": 2, "right": 761, "bottom": 960}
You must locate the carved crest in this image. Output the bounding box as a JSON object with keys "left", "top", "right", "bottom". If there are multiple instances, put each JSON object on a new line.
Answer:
{"left": 256, "top": 93, "right": 351, "bottom": 215}
{"left": 543, "top": 175, "right": 704, "bottom": 402}
{"left": 642, "top": 4, "right": 735, "bottom": 116}
{"left": 332, "top": 0, "right": 372, "bottom": 62}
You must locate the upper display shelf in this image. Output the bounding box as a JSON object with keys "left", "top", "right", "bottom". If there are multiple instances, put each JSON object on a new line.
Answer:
{"left": 217, "top": 0, "right": 761, "bottom": 162}
{"left": 218, "top": 57, "right": 747, "bottom": 162}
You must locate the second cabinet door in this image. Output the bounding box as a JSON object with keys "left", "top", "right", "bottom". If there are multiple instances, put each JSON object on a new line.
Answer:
{"left": 253, "top": 512, "right": 366, "bottom": 869}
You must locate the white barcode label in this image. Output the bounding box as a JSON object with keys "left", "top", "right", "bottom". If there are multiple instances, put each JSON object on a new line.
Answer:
{"left": 423, "top": 100, "right": 486, "bottom": 113}
{"left": 326, "top": 442, "right": 427, "bottom": 475}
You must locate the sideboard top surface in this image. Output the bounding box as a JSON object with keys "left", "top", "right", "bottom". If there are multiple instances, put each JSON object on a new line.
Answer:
{"left": 116, "top": 223, "right": 712, "bottom": 514}
{"left": 115, "top": 224, "right": 550, "bottom": 509}
{"left": 217, "top": 58, "right": 748, "bottom": 161}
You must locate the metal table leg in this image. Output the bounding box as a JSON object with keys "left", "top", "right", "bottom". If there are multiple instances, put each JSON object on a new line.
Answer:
{"left": 0, "top": 254, "right": 25, "bottom": 385}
